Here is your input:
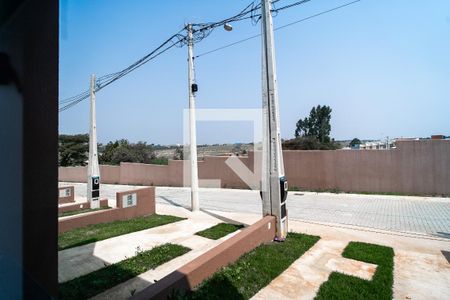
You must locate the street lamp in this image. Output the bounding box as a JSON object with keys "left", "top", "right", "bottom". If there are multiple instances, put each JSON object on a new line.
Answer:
{"left": 223, "top": 23, "right": 233, "bottom": 32}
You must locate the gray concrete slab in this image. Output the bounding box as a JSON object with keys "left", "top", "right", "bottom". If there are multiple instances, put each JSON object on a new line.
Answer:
{"left": 58, "top": 207, "right": 226, "bottom": 283}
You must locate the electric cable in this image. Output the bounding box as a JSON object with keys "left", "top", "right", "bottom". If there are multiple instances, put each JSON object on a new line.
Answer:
{"left": 195, "top": 0, "right": 361, "bottom": 58}
{"left": 59, "top": 0, "right": 316, "bottom": 112}
{"left": 59, "top": 31, "right": 187, "bottom": 112}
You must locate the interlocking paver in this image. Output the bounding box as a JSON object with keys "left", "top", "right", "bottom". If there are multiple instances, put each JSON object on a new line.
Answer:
{"left": 64, "top": 183, "right": 450, "bottom": 238}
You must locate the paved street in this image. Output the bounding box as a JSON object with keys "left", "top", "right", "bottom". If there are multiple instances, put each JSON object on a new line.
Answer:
{"left": 62, "top": 182, "right": 450, "bottom": 239}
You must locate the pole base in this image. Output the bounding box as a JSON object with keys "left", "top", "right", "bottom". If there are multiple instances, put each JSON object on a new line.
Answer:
{"left": 274, "top": 236, "right": 286, "bottom": 242}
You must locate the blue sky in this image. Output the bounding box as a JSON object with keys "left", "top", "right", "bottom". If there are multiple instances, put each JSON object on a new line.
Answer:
{"left": 59, "top": 0, "right": 450, "bottom": 145}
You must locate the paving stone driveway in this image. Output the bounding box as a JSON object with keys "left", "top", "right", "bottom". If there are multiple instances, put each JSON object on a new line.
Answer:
{"left": 155, "top": 187, "right": 450, "bottom": 239}
{"left": 65, "top": 183, "right": 450, "bottom": 239}
{"left": 286, "top": 192, "right": 450, "bottom": 239}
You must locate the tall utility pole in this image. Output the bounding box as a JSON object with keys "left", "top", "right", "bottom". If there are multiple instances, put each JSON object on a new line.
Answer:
{"left": 87, "top": 74, "right": 101, "bottom": 209}
{"left": 187, "top": 24, "right": 200, "bottom": 211}
{"left": 261, "top": 0, "right": 288, "bottom": 240}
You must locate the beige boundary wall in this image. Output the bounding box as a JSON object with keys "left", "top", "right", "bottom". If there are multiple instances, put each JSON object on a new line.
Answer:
{"left": 58, "top": 198, "right": 108, "bottom": 214}
{"left": 131, "top": 216, "right": 276, "bottom": 300}
{"left": 59, "top": 140, "right": 450, "bottom": 196}
{"left": 58, "top": 187, "right": 155, "bottom": 233}
{"left": 58, "top": 186, "right": 75, "bottom": 204}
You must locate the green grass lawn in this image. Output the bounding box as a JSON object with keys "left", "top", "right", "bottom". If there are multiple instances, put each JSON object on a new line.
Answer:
{"left": 195, "top": 223, "right": 244, "bottom": 240}
{"left": 58, "top": 214, "right": 185, "bottom": 250}
{"left": 315, "top": 241, "right": 394, "bottom": 300}
{"left": 59, "top": 243, "right": 190, "bottom": 300}
{"left": 289, "top": 186, "right": 448, "bottom": 198}
{"left": 58, "top": 207, "right": 111, "bottom": 218}
{"left": 178, "top": 232, "right": 319, "bottom": 299}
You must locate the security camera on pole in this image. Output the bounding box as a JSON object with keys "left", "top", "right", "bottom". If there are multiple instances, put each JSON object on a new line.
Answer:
{"left": 187, "top": 24, "right": 200, "bottom": 212}
{"left": 87, "top": 74, "right": 101, "bottom": 209}
{"left": 261, "top": 0, "right": 289, "bottom": 241}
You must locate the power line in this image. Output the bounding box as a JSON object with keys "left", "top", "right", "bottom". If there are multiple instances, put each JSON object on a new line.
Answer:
{"left": 195, "top": 34, "right": 262, "bottom": 58}
{"left": 59, "top": 0, "right": 263, "bottom": 112}
{"left": 272, "top": 0, "right": 311, "bottom": 13}
{"left": 60, "top": 0, "right": 266, "bottom": 112}
{"left": 59, "top": 0, "right": 315, "bottom": 112}
{"left": 191, "top": 0, "right": 310, "bottom": 35}
{"left": 276, "top": 0, "right": 360, "bottom": 30}
{"left": 59, "top": 30, "right": 187, "bottom": 112}
{"left": 195, "top": 0, "right": 361, "bottom": 59}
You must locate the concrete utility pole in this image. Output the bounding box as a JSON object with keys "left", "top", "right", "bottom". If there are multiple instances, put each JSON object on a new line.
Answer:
{"left": 261, "top": 0, "right": 288, "bottom": 240}
{"left": 187, "top": 24, "right": 200, "bottom": 211}
{"left": 87, "top": 74, "right": 101, "bottom": 209}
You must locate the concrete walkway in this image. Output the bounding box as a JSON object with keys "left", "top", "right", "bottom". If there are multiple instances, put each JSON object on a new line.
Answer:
{"left": 210, "top": 210, "right": 450, "bottom": 300}
{"left": 58, "top": 204, "right": 245, "bottom": 283}
{"left": 58, "top": 183, "right": 450, "bottom": 299}
{"left": 91, "top": 223, "right": 241, "bottom": 299}
{"left": 252, "top": 238, "right": 377, "bottom": 300}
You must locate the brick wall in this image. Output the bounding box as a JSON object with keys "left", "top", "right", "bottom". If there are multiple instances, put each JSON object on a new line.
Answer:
{"left": 58, "top": 186, "right": 75, "bottom": 204}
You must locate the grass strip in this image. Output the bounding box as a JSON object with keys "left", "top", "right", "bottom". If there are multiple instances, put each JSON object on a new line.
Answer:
{"left": 315, "top": 241, "right": 394, "bottom": 300}
{"left": 58, "top": 207, "right": 111, "bottom": 218}
{"left": 195, "top": 223, "right": 244, "bottom": 240}
{"left": 59, "top": 243, "right": 190, "bottom": 300}
{"left": 289, "top": 186, "right": 448, "bottom": 198}
{"left": 178, "top": 232, "right": 319, "bottom": 299}
{"left": 58, "top": 214, "right": 185, "bottom": 250}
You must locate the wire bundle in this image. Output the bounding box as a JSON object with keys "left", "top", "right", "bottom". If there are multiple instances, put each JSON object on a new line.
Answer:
{"left": 59, "top": 30, "right": 188, "bottom": 112}
{"left": 59, "top": 0, "right": 334, "bottom": 112}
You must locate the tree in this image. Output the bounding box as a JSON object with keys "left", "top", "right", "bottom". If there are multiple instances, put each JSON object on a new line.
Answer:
{"left": 286, "top": 105, "right": 339, "bottom": 150}
{"left": 99, "top": 139, "right": 156, "bottom": 165}
{"left": 294, "top": 105, "right": 332, "bottom": 143}
{"left": 99, "top": 140, "right": 120, "bottom": 164}
{"left": 173, "top": 146, "right": 184, "bottom": 160}
{"left": 349, "top": 138, "right": 362, "bottom": 148}
{"left": 283, "top": 136, "right": 340, "bottom": 150}
{"left": 59, "top": 134, "right": 89, "bottom": 166}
